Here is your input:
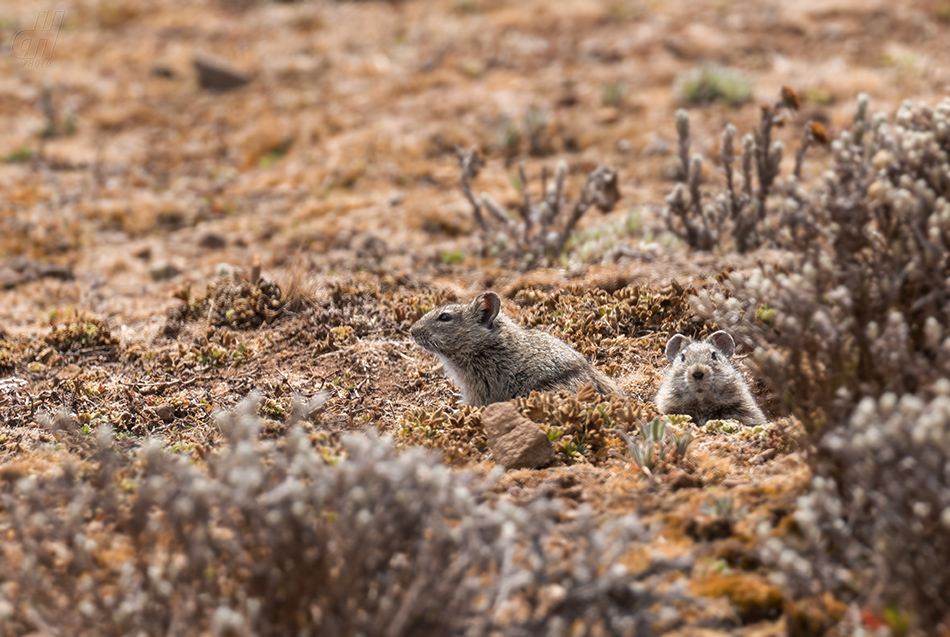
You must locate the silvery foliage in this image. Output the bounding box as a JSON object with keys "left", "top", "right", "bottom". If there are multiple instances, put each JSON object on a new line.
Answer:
{"left": 763, "top": 386, "right": 950, "bottom": 629}
{"left": 693, "top": 95, "right": 950, "bottom": 628}
{"left": 693, "top": 96, "right": 950, "bottom": 428}
{"left": 0, "top": 394, "right": 696, "bottom": 636}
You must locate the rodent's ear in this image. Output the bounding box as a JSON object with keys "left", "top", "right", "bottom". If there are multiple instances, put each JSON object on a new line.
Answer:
{"left": 474, "top": 291, "right": 501, "bottom": 328}
{"left": 665, "top": 334, "right": 689, "bottom": 362}
{"left": 707, "top": 331, "right": 736, "bottom": 358}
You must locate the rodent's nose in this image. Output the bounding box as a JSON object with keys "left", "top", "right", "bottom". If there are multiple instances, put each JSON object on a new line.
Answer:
{"left": 692, "top": 369, "right": 705, "bottom": 381}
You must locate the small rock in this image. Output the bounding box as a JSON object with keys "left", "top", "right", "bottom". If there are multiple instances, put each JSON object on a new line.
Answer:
{"left": 537, "top": 584, "right": 567, "bottom": 617}
{"left": 0, "top": 267, "right": 26, "bottom": 289}
{"left": 150, "top": 263, "right": 182, "bottom": 281}
{"left": 690, "top": 574, "right": 784, "bottom": 624}
{"left": 0, "top": 258, "right": 73, "bottom": 289}
{"left": 715, "top": 538, "right": 762, "bottom": 570}
{"left": 784, "top": 593, "right": 848, "bottom": 637}
{"left": 664, "top": 469, "right": 703, "bottom": 490}
{"left": 153, "top": 403, "right": 176, "bottom": 423}
{"left": 55, "top": 364, "right": 83, "bottom": 381}
{"left": 35, "top": 263, "right": 73, "bottom": 281}
{"left": 482, "top": 402, "right": 555, "bottom": 470}
{"left": 750, "top": 448, "right": 777, "bottom": 464}
{"left": 215, "top": 262, "right": 235, "bottom": 277}
{"left": 161, "top": 303, "right": 188, "bottom": 338}
{"left": 685, "top": 515, "right": 733, "bottom": 541}
{"left": 194, "top": 52, "right": 251, "bottom": 91}
{"left": 595, "top": 106, "right": 620, "bottom": 124}
{"left": 643, "top": 134, "right": 670, "bottom": 157}
{"left": 198, "top": 232, "right": 227, "bottom": 250}
{"left": 150, "top": 64, "right": 175, "bottom": 79}
{"left": 720, "top": 479, "right": 748, "bottom": 488}
{"left": 555, "top": 92, "right": 578, "bottom": 109}
{"left": 353, "top": 232, "right": 387, "bottom": 261}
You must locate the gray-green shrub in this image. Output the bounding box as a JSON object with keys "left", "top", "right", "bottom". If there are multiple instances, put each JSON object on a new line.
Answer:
{"left": 693, "top": 95, "right": 950, "bottom": 430}
{"left": 687, "top": 95, "right": 950, "bottom": 631}
{"left": 0, "top": 395, "right": 696, "bottom": 636}
{"left": 763, "top": 388, "right": 950, "bottom": 629}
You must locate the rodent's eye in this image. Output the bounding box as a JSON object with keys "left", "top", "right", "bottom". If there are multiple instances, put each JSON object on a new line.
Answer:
{"left": 680, "top": 354, "right": 686, "bottom": 362}
{"left": 437, "top": 312, "right": 452, "bottom": 322}
{"left": 711, "top": 351, "right": 718, "bottom": 361}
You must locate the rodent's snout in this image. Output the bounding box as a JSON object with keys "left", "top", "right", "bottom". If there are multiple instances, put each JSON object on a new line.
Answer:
{"left": 409, "top": 321, "right": 430, "bottom": 349}
{"left": 409, "top": 315, "right": 427, "bottom": 337}
{"left": 686, "top": 363, "right": 711, "bottom": 389}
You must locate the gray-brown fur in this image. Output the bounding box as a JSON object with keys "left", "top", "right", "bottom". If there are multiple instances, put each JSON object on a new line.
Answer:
{"left": 655, "top": 331, "right": 765, "bottom": 426}
{"left": 410, "top": 291, "right": 619, "bottom": 406}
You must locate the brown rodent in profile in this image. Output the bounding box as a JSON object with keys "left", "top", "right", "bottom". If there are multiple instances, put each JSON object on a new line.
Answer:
{"left": 410, "top": 291, "right": 619, "bottom": 407}
{"left": 655, "top": 331, "right": 766, "bottom": 426}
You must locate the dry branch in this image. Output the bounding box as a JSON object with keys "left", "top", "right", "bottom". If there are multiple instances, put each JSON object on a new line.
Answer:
{"left": 455, "top": 148, "right": 620, "bottom": 269}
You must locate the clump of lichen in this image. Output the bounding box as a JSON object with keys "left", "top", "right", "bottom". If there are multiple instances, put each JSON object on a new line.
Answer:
{"left": 187, "top": 328, "right": 256, "bottom": 367}
{"left": 326, "top": 278, "right": 381, "bottom": 307}
{"left": 160, "top": 302, "right": 196, "bottom": 338}
{"left": 44, "top": 317, "right": 119, "bottom": 355}
{"left": 161, "top": 270, "right": 440, "bottom": 345}
{"left": 323, "top": 271, "right": 427, "bottom": 309}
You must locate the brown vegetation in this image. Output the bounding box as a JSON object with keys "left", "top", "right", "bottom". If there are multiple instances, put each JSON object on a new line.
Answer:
{"left": 2, "top": 0, "right": 950, "bottom": 634}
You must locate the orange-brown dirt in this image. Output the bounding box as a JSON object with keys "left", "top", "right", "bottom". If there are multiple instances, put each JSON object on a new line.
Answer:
{"left": 2, "top": 0, "right": 949, "bottom": 633}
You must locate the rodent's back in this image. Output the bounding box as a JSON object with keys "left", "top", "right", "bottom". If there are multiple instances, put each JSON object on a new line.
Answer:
{"left": 655, "top": 331, "right": 765, "bottom": 426}
{"left": 410, "top": 291, "right": 618, "bottom": 405}
{"left": 512, "top": 326, "right": 618, "bottom": 396}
